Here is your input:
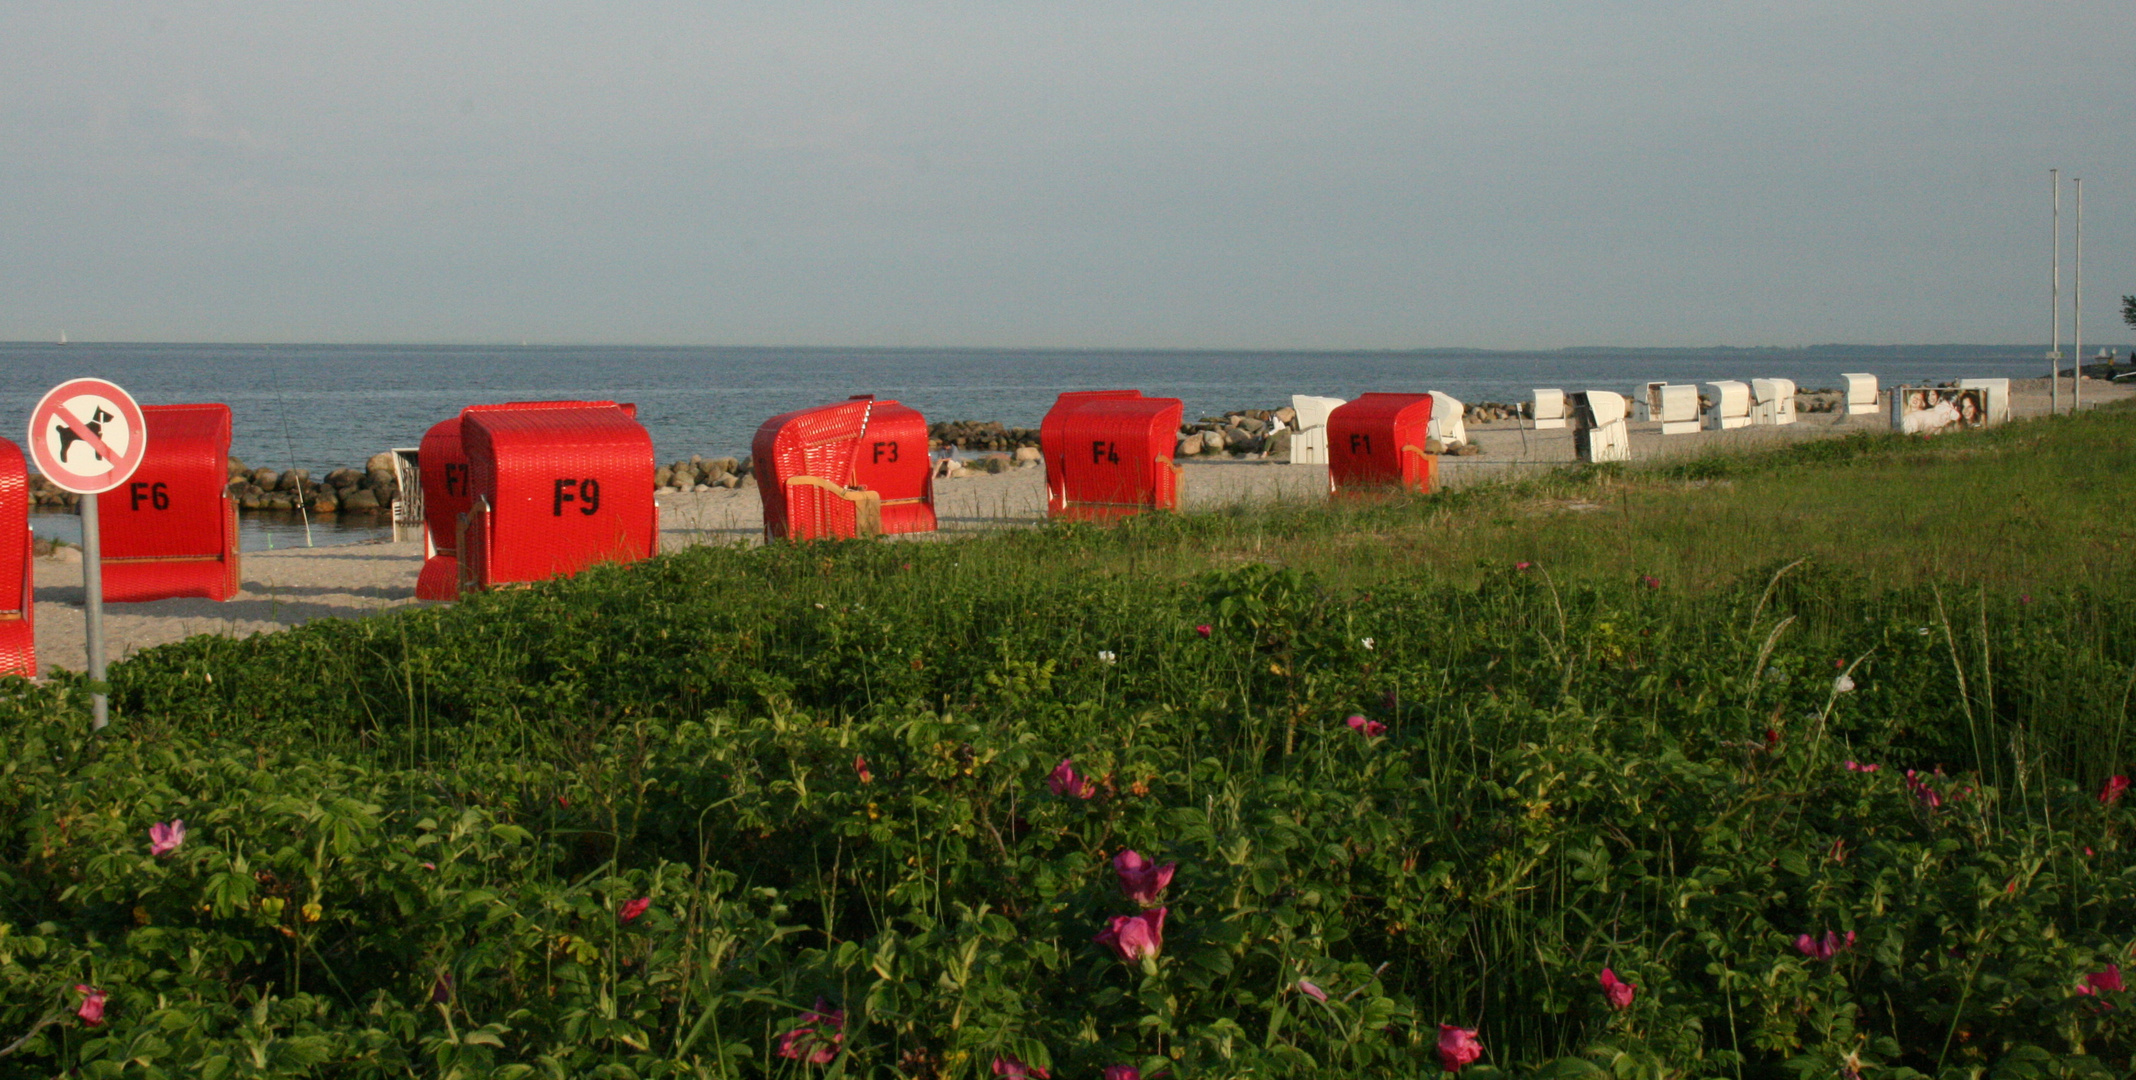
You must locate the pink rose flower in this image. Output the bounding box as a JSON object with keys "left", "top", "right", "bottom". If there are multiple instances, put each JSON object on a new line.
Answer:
{"left": 776, "top": 999, "right": 846, "bottom": 1064}
{"left": 1104, "top": 1067, "right": 1141, "bottom": 1080}
{"left": 2102, "top": 776, "right": 2129, "bottom": 805}
{"left": 1113, "top": 850, "right": 1176, "bottom": 906}
{"left": 148, "top": 819, "right": 186, "bottom": 857}
{"left": 993, "top": 1056, "right": 1050, "bottom": 1078}
{"left": 1095, "top": 907, "right": 1166, "bottom": 963}
{"left": 1437, "top": 1024, "right": 1483, "bottom": 1072}
{"left": 1297, "top": 978, "right": 1328, "bottom": 1002}
{"left": 74, "top": 985, "right": 106, "bottom": 1026}
{"left": 620, "top": 897, "right": 651, "bottom": 923}
{"left": 1346, "top": 714, "right": 1387, "bottom": 737}
{"left": 1195, "top": 624, "right": 1211, "bottom": 638}
{"left": 1046, "top": 758, "right": 1096, "bottom": 799}
{"left": 1599, "top": 967, "right": 1635, "bottom": 1010}
{"left": 2079, "top": 964, "right": 2126, "bottom": 995}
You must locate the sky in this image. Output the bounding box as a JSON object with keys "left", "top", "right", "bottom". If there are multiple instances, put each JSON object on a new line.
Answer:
{"left": 0, "top": 3, "right": 2129, "bottom": 350}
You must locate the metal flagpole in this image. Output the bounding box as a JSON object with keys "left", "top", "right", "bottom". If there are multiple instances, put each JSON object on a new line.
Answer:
{"left": 79, "top": 492, "right": 108, "bottom": 730}
{"left": 2074, "top": 177, "right": 2083, "bottom": 412}
{"left": 2050, "top": 169, "right": 2062, "bottom": 414}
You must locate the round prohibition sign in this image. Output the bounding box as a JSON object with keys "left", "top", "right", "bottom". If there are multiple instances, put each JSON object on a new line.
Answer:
{"left": 27, "top": 378, "right": 148, "bottom": 495}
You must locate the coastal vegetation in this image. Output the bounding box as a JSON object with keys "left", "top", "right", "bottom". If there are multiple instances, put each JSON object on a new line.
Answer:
{"left": 5, "top": 405, "right": 2136, "bottom": 1078}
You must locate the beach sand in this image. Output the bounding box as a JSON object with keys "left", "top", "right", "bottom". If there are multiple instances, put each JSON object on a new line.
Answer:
{"left": 27, "top": 375, "right": 2131, "bottom": 674}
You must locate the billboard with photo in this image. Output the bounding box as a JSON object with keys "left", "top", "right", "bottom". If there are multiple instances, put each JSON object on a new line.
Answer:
{"left": 1891, "top": 386, "right": 1989, "bottom": 435}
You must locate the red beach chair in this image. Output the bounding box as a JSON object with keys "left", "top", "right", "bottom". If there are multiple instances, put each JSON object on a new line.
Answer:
{"left": 96, "top": 403, "right": 241, "bottom": 602}
{"left": 754, "top": 395, "right": 936, "bottom": 541}
{"left": 1040, "top": 390, "right": 1185, "bottom": 521}
{"left": 0, "top": 437, "right": 32, "bottom": 678}
{"left": 415, "top": 417, "right": 469, "bottom": 600}
{"left": 458, "top": 402, "right": 658, "bottom": 592}
{"left": 1326, "top": 393, "right": 1438, "bottom": 496}
{"left": 417, "top": 401, "right": 642, "bottom": 600}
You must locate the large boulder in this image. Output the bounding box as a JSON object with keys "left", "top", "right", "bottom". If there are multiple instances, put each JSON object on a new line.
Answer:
{"left": 366, "top": 451, "right": 398, "bottom": 474}
{"left": 251, "top": 468, "right": 279, "bottom": 489}
{"left": 341, "top": 489, "right": 382, "bottom": 512}
{"left": 227, "top": 456, "right": 249, "bottom": 477}
{"left": 276, "top": 469, "right": 310, "bottom": 492}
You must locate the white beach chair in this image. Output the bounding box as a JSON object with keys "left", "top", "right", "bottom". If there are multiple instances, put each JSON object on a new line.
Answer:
{"left": 1841, "top": 373, "right": 1880, "bottom": 415}
{"left": 1531, "top": 389, "right": 1569, "bottom": 430}
{"left": 1289, "top": 394, "right": 1346, "bottom": 465}
{"left": 1635, "top": 382, "right": 1665, "bottom": 422}
{"left": 1428, "top": 391, "right": 1468, "bottom": 447}
{"left": 1749, "top": 379, "right": 1798, "bottom": 426}
{"left": 1705, "top": 381, "right": 1752, "bottom": 430}
{"left": 1655, "top": 384, "right": 1700, "bottom": 434}
{"left": 1574, "top": 390, "right": 1632, "bottom": 463}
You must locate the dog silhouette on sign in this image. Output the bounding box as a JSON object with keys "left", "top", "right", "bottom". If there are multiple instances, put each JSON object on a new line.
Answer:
{"left": 57, "top": 405, "right": 116, "bottom": 465}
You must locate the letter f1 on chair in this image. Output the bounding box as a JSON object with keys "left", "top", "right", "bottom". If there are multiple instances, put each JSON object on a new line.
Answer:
{"left": 1040, "top": 391, "right": 1185, "bottom": 520}
{"left": 1325, "top": 393, "right": 1437, "bottom": 495}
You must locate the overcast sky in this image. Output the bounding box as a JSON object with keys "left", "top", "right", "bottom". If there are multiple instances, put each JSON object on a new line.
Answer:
{"left": 1, "top": 3, "right": 2128, "bottom": 349}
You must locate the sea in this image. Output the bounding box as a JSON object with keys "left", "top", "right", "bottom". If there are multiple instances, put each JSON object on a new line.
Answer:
{"left": 0, "top": 340, "right": 2082, "bottom": 548}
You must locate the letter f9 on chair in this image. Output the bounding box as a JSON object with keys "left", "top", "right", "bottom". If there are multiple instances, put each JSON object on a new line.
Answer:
{"left": 458, "top": 402, "right": 657, "bottom": 592}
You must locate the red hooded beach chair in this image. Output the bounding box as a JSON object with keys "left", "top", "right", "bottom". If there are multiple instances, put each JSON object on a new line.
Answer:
{"left": 96, "top": 403, "right": 240, "bottom": 602}
{"left": 755, "top": 395, "right": 936, "bottom": 541}
{"left": 458, "top": 401, "right": 657, "bottom": 592}
{"left": 1040, "top": 391, "right": 1185, "bottom": 521}
{"left": 0, "top": 438, "right": 33, "bottom": 678}
{"left": 1326, "top": 393, "right": 1437, "bottom": 496}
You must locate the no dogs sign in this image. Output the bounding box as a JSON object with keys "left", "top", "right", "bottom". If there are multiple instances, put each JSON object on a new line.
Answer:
{"left": 27, "top": 378, "right": 147, "bottom": 494}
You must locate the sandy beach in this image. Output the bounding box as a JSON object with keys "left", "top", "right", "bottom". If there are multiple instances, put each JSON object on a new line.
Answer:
{"left": 27, "top": 375, "right": 2130, "bottom": 674}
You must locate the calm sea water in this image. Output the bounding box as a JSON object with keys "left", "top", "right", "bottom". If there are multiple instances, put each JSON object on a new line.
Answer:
{"left": 0, "top": 341, "right": 2068, "bottom": 471}
{"left": 1, "top": 341, "right": 2069, "bottom": 545}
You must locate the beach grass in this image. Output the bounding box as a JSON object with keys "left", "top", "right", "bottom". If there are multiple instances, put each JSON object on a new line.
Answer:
{"left": 5, "top": 402, "right": 2136, "bottom": 1077}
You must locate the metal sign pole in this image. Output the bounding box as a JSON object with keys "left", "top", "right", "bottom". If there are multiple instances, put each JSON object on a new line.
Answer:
{"left": 79, "top": 491, "right": 107, "bottom": 730}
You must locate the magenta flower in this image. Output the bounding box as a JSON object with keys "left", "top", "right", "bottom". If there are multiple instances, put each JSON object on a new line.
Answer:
{"left": 1640, "top": 575, "right": 1661, "bottom": 590}
{"left": 1904, "top": 770, "right": 1942, "bottom": 809}
{"left": 1104, "top": 1067, "right": 1141, "bottom": 1080}
{"left": 1195, "top": 624, "right": 1212, "bottom": 638}
{"left": 1794, "top": 930, "right": 1856, "bottom": 960}
{"left": 1437, "top": 1024, "right": 1483, "bottom": 1072}
{"left": 993, "top": 1056, "right": 1050, "bottom": 1078}
{"left": 1599, "top": 968, "right": 1635, "bottom": 1010}
{"left": 148, "top": 819, "right": 186, "bottom": 857}
{"left": 1515, "top": 561, "right": 1533, "bottom": 571}
{"left": 1095, "top": 907, "right": 1166, "bottom": 963}
{"left": 777, "top": 999, "right": 846, "bottom": 1064}
{"left": 1297, "top": 978, "right": 1328, "bottom": 1002}
{"left": 1047, "top": 758, "right": 1096, "bottom": 799}
{"left": 430, "top": 972, "right": 453, "bottom": 1003}
{"left": 74, "top": 984, "right": 106, "bottom": 1026}
{"left": 619, "top": 897, "right": 651, "bottom": 923}
{"left": 1844, "top": 761, "right": 1879, "bottom": 773}
{"left": 855, "top": 755, "right": 874, "bottom": 784}
{"left": 2101, "top": 776, "right": 2128, "bottom": 805}
{"left": 1113, "top": 850, "right": 1176, "bottom": 906}
{"left": 2079, "top": 965, "right": 2126, "bottom": 995}
{"left": 1346, "top": 714, "right": 1387, "bottom": 737}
